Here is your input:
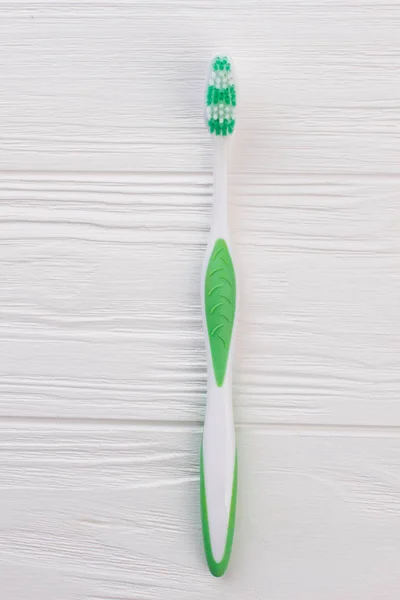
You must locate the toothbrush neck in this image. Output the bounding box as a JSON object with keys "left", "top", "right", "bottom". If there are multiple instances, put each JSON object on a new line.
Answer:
{"left": 212, "top": 137, "right": 228, "bottom": 229}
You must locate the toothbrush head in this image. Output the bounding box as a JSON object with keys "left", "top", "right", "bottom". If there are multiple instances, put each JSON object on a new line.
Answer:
{"left": 206, "top": 55, "right": 236, "bottom": 137}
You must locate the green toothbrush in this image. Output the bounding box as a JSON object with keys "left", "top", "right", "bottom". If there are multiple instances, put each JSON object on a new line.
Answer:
{"left": 200, "top": 55, "right": 237, "bottom": 577}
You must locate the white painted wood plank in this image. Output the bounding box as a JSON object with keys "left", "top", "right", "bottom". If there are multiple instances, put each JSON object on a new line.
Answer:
{"left": 0, "top": 4, "right": 399, "bottom": 172}
{"left": 1, "top": 172, "right": 399, "bottom": 425}
{"left": 1, "top": 424, "right": 400, "bottom": 599}
{"left": 1, "top": 0, "right": 400, "bottom": 597}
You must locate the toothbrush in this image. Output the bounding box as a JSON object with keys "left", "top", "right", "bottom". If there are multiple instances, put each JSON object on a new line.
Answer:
{"left": 200, "top": 55, "right": 237, "bottom": 577}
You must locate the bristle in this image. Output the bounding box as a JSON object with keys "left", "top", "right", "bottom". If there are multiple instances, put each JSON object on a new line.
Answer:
{"left": 206, "top": 56, "right": 236, "bottom": 136}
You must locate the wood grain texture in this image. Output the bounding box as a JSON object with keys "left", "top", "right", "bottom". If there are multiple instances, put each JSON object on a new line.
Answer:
{"left": 2, "top": 424, "right": 400, "bottom": 599}
{"left": 0, "top": 0, "right": 400, "bottom": 598}
{"left": 1, "top": 171, "right": 399, "bottom": 426}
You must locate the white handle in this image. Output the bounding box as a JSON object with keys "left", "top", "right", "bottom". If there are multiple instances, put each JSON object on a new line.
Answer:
{"left": 200, "top": 138, "right": 237, "bottom": 576}
{"left": 201, "top": 364, "right": 237, "bottom": 567}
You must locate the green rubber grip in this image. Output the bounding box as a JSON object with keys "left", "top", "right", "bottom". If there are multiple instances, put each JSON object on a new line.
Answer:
{"left": 200, "top": 446, "right": 238, "bottom": 577}
{"left": 204, "top": 238, "right": 236, "bottom": 386}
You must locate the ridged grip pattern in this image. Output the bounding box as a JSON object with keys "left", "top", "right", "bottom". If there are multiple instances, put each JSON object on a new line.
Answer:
{"left": 204, "top": 238, "right": 236, "bottom": 386}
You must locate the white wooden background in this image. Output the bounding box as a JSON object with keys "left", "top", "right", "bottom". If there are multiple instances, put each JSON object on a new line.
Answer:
{"left": 1, "top": 1, "right": 400, "bottom": 598}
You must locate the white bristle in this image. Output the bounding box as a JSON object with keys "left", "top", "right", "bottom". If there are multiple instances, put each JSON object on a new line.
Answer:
{"left": 205, "top": 55, "right": 236, "bottom": 134}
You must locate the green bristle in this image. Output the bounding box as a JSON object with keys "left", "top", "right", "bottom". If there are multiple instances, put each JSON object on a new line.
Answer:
{"left": 206, "top": 55, "right": 236, "bottom": 136}
{"left": 207, "top": 87, "right": 213, "bottom": 106}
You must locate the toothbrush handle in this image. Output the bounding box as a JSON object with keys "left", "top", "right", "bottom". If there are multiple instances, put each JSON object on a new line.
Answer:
{"left": 201, "top": 234, "right": 237, "bottom": 577}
